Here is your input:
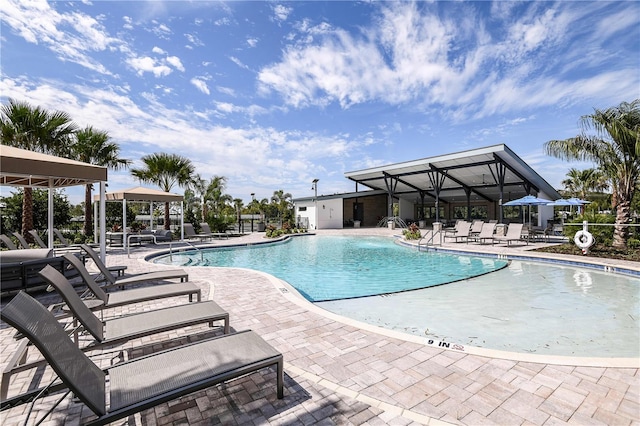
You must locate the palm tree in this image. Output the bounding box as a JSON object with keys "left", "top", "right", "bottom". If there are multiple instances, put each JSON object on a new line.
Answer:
{"left": 561, "top": 168, "right": 609, "bottom": 201}
{"left": 545, "top": 99, "right": 640, "bottom": 249}
{"left": 0, "top": 99, "right": 77, "bottom": 240}
{"left": 130, "top": 153, "right": 195, "bottom": 230}
{"left": 206, "top": 176, "right": 231, "bottom": 218}
{"left": 70, "top": 126, "right": 131, "bottom": 237}
{"left": 270, "top": 190, "right": 293, "bottom": 226}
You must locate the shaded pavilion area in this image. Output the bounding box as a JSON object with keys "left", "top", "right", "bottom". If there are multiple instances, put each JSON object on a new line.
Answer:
{"left": 344, "top": 144, "right": 561, "bottom": 225}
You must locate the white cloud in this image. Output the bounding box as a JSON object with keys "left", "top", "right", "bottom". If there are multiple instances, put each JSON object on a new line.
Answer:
{"left": 127, "top": 56, "right": 172, "bottom": 77}
{"left": 165, "top": 55, "right": 185, "bottom": 72}
{"left": 2, "top": 0, "right": 122, "bottom": 75}
{"left": 247, "top": 37, "right": 258, "bottom": 48}
{"left": 257, "top": 2, "right": 639, "bottom": 121}
{"left": 152, "top": 46, "right": 166, "bottom": 54}
{"left": 272, "top": 4, "right": 292, "bottom": 23}
{"left": 229, "top": 56, "right": 250, "bottom": 70}
{"left": 190, "top": 77, "right": 210, "bottom": 95}
{"left": 184, "top": 33, "right": 204, "bottom": 47}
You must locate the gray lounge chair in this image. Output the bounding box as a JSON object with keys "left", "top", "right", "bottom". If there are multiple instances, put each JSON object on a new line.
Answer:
{"left": 51, "top": 227, "right": 98, "bottom": 249}
{"left": 63, "top": 253, "right": 202, "bottom": 310}
{"left": 39, "top": 264, "right": 228, "bottom": 348}
{"left": 12, "top": 232, "right": 31, "bottom": 249}
{"left": 0, "top": 291, "right": 283, "bottom": 425}
{"left": 0, "top": 234, "right": 18, "bottom": 250}
{"left": 200, "top": 222, "right": 229, "bottom": 239}
{"left": 1, "top": 265, "right": 227, "bottom": 401}
{"left": 80, "top": 244, "right": 187, "bottom": 288}
{"left": 184, "top": 223, "right": 211, "bottom": 241}
{"left": 28, "top": 230, "right": 48, "bottom": 248}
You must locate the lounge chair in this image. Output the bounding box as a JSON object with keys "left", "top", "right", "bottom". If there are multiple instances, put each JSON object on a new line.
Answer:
{"left": 51, "top": 227, "right": 98, "bottom": 249}
{"left": 469, "top": 220, "right": 484, "bottom": 238}
{"left": 493, "top": 223, "right": 528, "bottom": 246}
{"left": 200, "top": 222, "right": 229, "bottom": 239}
{"left": 0, "top": 263, "right": 213, "bottom": 401}
{"left": 469, "top": 222, "right": 497, "bottom": 244}
{"left": 80, "top": 244, "right": 187, "bottom": 288}
{"left": 38, "top": 265, "right": 228, "bottom": 346}
{"left": 184, "top": 223, "right": 211, "bottom": 241}
{"left": 0, "top": 291, "right": 283, "bottom": 424}
{"left": 11, "top": 232, "right": 31, "bottom": 249}
{"left": 28, "top": 230, "right": 48, "bottom": 248}
{"left": 63, "top": 253, "right": 202, "bottom": 310}
{"left": 0, "top": 234, "right": 19, "bottom": 250}
{"left": 444, "top": 221, "right": 471, "bottom": 243}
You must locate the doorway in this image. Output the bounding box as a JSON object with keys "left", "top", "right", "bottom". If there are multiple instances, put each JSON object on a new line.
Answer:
{"left": 353, "top": 203, "right": 364, "bottom": 223}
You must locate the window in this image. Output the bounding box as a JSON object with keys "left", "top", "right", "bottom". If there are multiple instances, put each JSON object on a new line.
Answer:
{"left": 298, "top": 207, "right": 307, "bottom": 212}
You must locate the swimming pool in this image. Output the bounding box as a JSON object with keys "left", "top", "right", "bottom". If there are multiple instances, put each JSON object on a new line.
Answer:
{"left": 153, "top": 235, "right": 639, "bottom": 357}
{"left": 153, "top": 235, "right": 509, "bottom": 301}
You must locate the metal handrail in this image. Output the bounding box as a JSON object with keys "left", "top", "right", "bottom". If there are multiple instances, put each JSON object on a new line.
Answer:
{"left": 169, "top": 240, "right": 203, "bottom": 263}
{"left": 417, "top": 229, "right": 441, "bottom": 250}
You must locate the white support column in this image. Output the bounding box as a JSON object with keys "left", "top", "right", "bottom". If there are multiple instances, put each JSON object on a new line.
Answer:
{"left": 99, "top": 181, "right": 106, "bottom": 261}
{"left": 180, "top": 201, "right": 184, "bottom": 240}
{"left": 122, "top": 199, "right": 127, "bottom": 248}
{"left": 94, "top": 200, "right": 98, "bottom": 243}
{"left": 48, "top": 180, "right": 54, "bottom": 248}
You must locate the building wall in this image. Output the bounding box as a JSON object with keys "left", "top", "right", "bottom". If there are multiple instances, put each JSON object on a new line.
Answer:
{"left": 295, "top": 200, "right": 316, "bottom": 229}
{"left": 317, "top": 198, "right": 343, "bottom": 229}
{"left": 342, "top": 194, "right": 387, "bottom": 227}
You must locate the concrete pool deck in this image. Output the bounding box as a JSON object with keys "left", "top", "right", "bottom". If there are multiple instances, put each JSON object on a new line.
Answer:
{"left": 0, "top": 228, "right": 638, "bottom": 425}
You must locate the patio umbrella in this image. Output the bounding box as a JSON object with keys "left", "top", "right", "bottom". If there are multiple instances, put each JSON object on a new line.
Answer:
{"left": 503, "top": 195, "right": 553, "bottom": 225}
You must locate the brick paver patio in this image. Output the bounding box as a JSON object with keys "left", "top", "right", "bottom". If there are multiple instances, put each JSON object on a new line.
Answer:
{"left": 0, "top": 229, "right": 638, "bottom": 425}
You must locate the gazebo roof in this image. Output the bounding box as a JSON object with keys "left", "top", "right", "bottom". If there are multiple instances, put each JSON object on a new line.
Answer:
{"left": 95, "top": 186, "right": 183, "bottom": 202}
{"left": 0, "top": 146, "right": 107, "bottom": 188}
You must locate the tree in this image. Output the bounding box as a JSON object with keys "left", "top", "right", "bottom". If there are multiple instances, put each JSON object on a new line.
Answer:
{"left": 545, "top": 99, "right": 640, "bottom": 249}
{"left": 561, "top": 168, "right": 608, "bottom": 201}
{"left": 0, "top": 99, "right": 77, "bottom": 240}
{"left": 70, "top": 126, "right": 131, "bottom": 237}
{"left": 130, "top": 153, "right": 195, "bottom": 230}
{"left": 0, "top": 189, "right": 72, "bottom": 234}
{"left": 270, "top": 190, "right": 293, "bottom": 226}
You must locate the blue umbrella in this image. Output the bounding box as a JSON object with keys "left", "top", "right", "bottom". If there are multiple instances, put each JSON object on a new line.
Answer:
{"left": 503, "top": 195, "right": 553, "bottom": 225}
{"left": 503, "top": 195, "right": 553, "bottom": 206}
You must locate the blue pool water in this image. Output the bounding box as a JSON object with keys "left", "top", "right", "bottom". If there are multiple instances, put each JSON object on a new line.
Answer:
{"left": 153, "top": 235, "right": 639, "bottom": 357}
{"left": 153, "top": 236, "right": 509, "bottom": 301}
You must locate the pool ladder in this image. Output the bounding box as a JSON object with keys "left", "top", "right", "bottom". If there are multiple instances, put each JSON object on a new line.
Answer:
{"left": 417, "top": 229, "right": 442, "bottom": 251}
{"left": 168, "top": 241, "right": 204, "bottom": 263}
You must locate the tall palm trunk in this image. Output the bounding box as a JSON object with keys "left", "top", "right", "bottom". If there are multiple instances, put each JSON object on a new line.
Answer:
{"left": 613, "top": 194, "right": 631, "bottom": 249}
{"left": 21, "top": 188, "right": 33, "bottom": 243}
{"left": 84, "top": 184, "right": 93, "bottom": 237}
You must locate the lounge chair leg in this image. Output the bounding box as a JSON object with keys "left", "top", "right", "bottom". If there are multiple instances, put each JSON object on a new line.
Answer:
{"left": 277, "top": 357, "right": 284, "bottom": 399}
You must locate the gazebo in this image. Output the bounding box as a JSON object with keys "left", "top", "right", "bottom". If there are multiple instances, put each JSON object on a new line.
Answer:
{"left": 0, "top": 145, "right": 109, "bottom": 258}
{"left": 93, "top": 186, "right": 184, "bottom": 247}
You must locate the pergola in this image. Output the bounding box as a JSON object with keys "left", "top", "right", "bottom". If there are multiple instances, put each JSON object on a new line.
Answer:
{"left": 94, "top": 186, "right": 184, "bottom": 246}
{"left": 344, "top": 144, "right": 561, "bottom": 223}
{"left": 0, "top": 145, "right": 108, "bottom": 258}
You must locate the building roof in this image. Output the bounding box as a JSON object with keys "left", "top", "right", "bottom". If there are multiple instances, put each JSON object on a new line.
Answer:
{"left": 344, "top": 144, "right": 560, "bottom": 204}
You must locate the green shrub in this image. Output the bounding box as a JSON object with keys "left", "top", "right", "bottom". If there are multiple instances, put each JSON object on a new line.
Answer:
{"left": 628, "top": 238, "right": 640, "bottom": 249}
{"left": 402, "top": 223, "right": 422, "bottom": 240}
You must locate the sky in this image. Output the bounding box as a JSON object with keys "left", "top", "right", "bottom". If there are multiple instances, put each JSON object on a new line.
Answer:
{"left": 1, "top": 0, "right": 639, "bottom": 206}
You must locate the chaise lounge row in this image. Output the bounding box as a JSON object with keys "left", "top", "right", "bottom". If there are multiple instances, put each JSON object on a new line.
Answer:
{"left": 0, "top": 245, "right": 283, "bottom": 425}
